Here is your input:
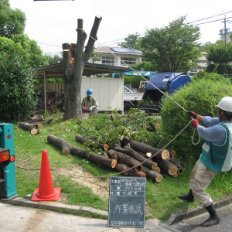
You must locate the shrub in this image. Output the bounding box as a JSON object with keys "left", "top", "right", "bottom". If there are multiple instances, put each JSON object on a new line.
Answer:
{"left": 160, "top": 74, "right": 232, "bottom": 163}
{"left": 0, "top": 48, "right": 37, "bottom": 120}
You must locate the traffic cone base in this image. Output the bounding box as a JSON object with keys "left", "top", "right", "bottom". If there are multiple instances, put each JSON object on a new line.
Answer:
{"left": 31, "top": 187, "right": 61, "bottom": 201}
{"left": 31, "top": 150, "right": 61, "bottom": 202}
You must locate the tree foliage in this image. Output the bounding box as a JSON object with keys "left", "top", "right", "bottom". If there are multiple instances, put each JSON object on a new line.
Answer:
{"left": 132, "top": 61, "right": 157, "bottom": 72}
{"left": 204, "top": 40, "right": 232, "bottom": 74}
{"left": 0, "top": 0, "right": 26, "bottom": 38}
{"left": 47, "top": 52, "right": 63, "bottom": 65}
{"left": 160, "top": 72, "right": 232, "bottom": 163}
{"left": 140, "top": 16, "right": 201, "bottom": 72}
{"left": 91, "top": 47, "right": 102, "bottom": 63}
{"left": 0, "top": 46, "right": 37, "bottom": 120}
{"left": 118, "top": 32, "right": 141, "bottom": 50}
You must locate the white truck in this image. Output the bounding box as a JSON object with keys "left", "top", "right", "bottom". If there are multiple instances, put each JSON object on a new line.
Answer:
{"left": 124, "top": 86, "right": 143, "bottom": 111}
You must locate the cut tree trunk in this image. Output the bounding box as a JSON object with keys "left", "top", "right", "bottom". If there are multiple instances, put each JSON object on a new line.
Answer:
{"left": 107, "top": 149, "right": 143, "bottom": 172}
{"left": 115, "top": 164, "right": 146, "bottom": 177}
{"left": 142, "top": 166, "right": 163, "bottom": 183}
{"left": 155, "top": 159, "right": 178, "bottom": 176}
{"left": 47, "top": 135, "right": 117, "bottom": 168}
{"left": 121, "top": 136, "right": 170, "bottom": 160}
{"left": 114, "top": 147, "right": 157, "bottom": 170}
{"left": 47, "top": 135, "right": 71, "bottom": 155}
{"left": 63, "top": 15, "right": 102, "bottom": 120}
{"left": 18, "top": 122, "right": 40, "bottom": 134}
{"left": 25, "top": 115, "right": 43, "bottom": 123}
{"left": 75, "top": 134, "right": 108, "bottom": 151}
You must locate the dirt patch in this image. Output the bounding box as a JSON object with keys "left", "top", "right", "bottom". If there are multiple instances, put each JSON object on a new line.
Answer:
{"left": 59, "top": 164, "right": 110, "bottom": 201}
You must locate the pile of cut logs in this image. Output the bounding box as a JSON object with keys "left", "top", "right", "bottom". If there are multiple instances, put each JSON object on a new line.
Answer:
{"left": 47, "top": 134, "right": 185, "bottom": 183}
{"left": 18, "top": 115, "right": 52, "bottom": 134}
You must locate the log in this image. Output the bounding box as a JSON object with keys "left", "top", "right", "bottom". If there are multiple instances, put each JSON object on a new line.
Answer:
{"left": 38, "top": 119, "right": 53, "bottom": 125}
{"left": 115, "top": 164, "right": 146, "bottom": 177}
{"left": 154, "top": 166, "right": 160, "bottom": 174}
{"left": 107, "top": 149, "right": 143, "bottom": 172}
{"left": 142, "top": 166, "right": 163, "bottom": 183}
{"left": 25, "top": 115, "right": 43, "bottom": 123}
{"left": 170, "top": 157, "right": 184, "bottom": 175}
{"left": 47, "top": 135, "right": 71, "bottom": 155}
{"left": 155, "top": 159, "right": 178, "bottom": 176}
{"left": 47, "top": 135, "right": 117, "bottom": 168}
{"left": 121, "top": 136, "right": 170, "bottom": 160}
{"left": 19, "top": 122, "right": 40, "bottom": 134}
{"left": 107, "top": 149, "right": 118, "bottom": 160}
{"left": 114, "top": 147, "right": 157, "bottom": 170}
{"left": 75, "top": 134, "right": 108, "bottom": 151}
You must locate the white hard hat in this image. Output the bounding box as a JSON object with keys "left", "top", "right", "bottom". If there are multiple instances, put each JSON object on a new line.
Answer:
{"left": 215, "top": 97, "right": 232, "bottom": 112}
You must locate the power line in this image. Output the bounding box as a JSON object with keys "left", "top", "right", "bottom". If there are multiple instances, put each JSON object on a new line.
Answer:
{"left": 38, "top": 11, "right": 232, "bottom": 50}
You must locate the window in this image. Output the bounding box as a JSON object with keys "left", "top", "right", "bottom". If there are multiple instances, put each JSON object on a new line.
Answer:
{"left": 121, "top": 57, "right": 136, "bottom": 65}
{"left": 102, "top": 56, "right": 114, "bottom": 65}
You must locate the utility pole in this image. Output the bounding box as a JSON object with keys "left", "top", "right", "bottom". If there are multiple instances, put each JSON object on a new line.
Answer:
{"left": 224, "top": 15, "right": 227, "bottom": 45}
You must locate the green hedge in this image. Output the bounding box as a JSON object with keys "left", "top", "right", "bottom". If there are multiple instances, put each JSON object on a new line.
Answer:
{"left": 160, "top": 73, "right": 232, "bottom": 162}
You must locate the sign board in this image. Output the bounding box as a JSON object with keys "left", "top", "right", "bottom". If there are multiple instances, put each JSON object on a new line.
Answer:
{"left": 108, "top": 176, "right": 146, "bottom": 227}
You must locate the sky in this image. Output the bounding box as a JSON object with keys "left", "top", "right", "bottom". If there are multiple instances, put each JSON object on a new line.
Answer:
{"left": 8, "top": 0, "right": 232, "bottom": 56}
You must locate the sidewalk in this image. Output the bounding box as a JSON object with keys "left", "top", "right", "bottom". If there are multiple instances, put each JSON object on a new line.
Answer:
{"left": 0, "top": 196, "right": 180, "bottom": 232}
{"left": 1, "top": 194, "right": 232, "bottom": 232}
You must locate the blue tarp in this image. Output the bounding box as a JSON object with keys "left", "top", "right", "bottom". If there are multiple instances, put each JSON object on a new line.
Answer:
{"left": 146, "top": 72, "right": 191, "bottom": 93}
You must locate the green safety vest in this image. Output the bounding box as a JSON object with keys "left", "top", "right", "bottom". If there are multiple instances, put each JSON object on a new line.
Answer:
{"left": 200, "top": 123, "right": 232, "bottom": 172}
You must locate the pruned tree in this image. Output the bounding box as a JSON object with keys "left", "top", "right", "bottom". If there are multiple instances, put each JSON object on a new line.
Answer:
{"left": 62, "top": 16, "right": 102, "bottom": 120}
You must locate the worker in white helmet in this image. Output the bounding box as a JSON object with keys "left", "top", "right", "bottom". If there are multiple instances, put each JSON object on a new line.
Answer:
{"left": 178, "top": 96, "right": 232, "bottom": 227}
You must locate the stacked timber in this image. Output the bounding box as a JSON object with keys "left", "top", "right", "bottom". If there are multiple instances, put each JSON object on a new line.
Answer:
{"left": 47, "top": 134, "right": 185, "bottom": 183}
{"left": 18, "top": 115, "right": 52, "bottom": 134}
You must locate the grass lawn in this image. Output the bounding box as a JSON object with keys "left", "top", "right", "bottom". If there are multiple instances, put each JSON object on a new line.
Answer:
{"left": 13, "top": 112, "right": 232, "bottom": 222}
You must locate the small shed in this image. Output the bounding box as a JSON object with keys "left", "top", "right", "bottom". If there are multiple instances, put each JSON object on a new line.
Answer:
{"left": 33, "top": 63, "right": 131, "bottom": 112}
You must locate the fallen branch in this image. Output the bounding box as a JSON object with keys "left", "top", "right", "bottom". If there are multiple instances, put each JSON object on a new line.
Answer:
{"left": 75, "top": 134, "right": 108, "bottom": 151}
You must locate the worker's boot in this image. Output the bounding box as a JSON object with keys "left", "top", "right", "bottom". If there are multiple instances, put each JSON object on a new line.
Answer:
{"left": 177, "top": 189, "right": 195, "bottom": 202}
{"left": 201, "top": 204, "right": 220, "bottom": 227}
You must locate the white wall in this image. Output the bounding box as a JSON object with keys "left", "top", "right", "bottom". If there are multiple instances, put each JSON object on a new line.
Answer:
{"left": 34, "top": 77, "right": 124, "bottom": 111}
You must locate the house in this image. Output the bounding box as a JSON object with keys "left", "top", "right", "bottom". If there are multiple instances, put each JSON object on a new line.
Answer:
{"left": 89, "top": 46, "right": 143, "bottom": 67}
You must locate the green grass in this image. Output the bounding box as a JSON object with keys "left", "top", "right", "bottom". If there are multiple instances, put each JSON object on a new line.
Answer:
{"left": 13, "top": 111, "right": 232, "bottom": 222}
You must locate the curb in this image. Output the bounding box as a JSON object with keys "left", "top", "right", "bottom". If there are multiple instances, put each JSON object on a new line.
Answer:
{"left": 0, "top": 196, "right": 108, "bottom": 217}
{"left": 166, "top": 194, "right": 232, "bottom": 225}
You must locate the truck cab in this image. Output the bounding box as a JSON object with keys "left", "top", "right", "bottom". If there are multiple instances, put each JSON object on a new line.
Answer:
{"left": 141, "top": 72, "right": 191, "bottom": 112}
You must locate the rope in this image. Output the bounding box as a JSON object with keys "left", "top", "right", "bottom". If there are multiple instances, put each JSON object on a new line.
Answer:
{"left": 18, "top": 29, "right": 201, "bottom": 179}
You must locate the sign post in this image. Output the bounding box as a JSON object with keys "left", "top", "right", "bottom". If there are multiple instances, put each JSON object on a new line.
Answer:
{"left": 108, "top": 176, "right": 146, "bottom": 227}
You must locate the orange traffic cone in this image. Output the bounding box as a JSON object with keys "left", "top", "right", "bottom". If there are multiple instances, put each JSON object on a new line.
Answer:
{"left": 31, "top": 150, "right": 61, "bottom": 201}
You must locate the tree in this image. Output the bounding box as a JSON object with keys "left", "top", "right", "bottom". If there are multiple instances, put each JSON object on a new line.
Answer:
{"left": 0, "top": 45, "right": 37, "bottom": 120}
{"left": 139, "top": 16, "right": 201, "bottom": 72}
{"left": 0, "top": 0, "right": 26, "bottom": 38}
{"left": 204, "top": 40, "right": 232, "bottom": 74}
{"left": 118, "top": 32, "right": 141, "bottom": 50}
{"left": 62, "top": 16, "right": 102, "bottom": 120}
{"left": 132, "top": 61, "right": 157, "bottom": 72}
{"left": 91, "top": 47, "right": 102, "bottom": 63}
{"left": 11, "top": 34, "right": 49, "bottom": 67}
{"left": 47, "top": 53, "right": 63, "bottom": 65}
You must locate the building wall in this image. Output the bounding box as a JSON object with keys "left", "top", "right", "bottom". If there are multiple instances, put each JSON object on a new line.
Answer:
{"left": 34, "top": 77, "right": 124, "bottom": 111}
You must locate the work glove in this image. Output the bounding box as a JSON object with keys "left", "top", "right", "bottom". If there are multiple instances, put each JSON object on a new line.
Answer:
{"left": 187, "top": 111, "right": 198, "bottom": 119}
{"left": 192, "top": 119, "right": 199, "bottom": 128}
{"left": 89, "top": 106, "right": 93, "bottom": 112}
